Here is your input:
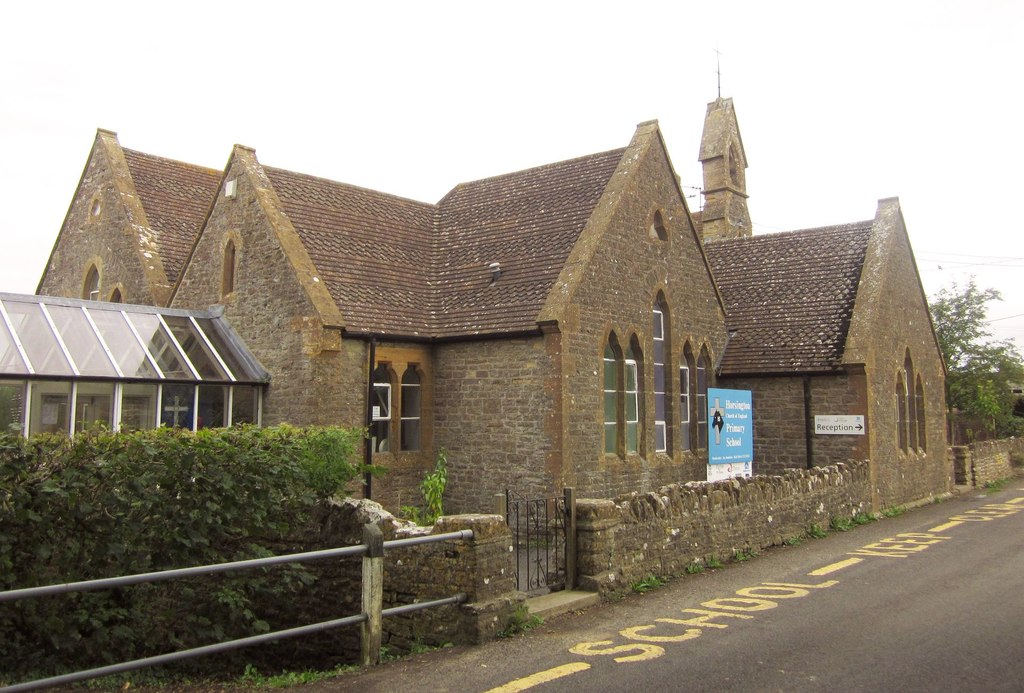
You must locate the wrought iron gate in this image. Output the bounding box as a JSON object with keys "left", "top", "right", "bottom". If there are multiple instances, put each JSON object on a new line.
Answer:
{"left": 504, "top": 488, "right": 576, "bottom": 594}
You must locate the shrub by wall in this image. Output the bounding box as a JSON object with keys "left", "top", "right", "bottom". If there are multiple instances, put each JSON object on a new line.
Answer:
{"left": 0, "top": 425, "right": 367, "bottom": 683}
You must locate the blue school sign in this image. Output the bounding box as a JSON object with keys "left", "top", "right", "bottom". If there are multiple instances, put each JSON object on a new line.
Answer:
{"left": 707, "top": 388, "right": 753, "bottom": 481}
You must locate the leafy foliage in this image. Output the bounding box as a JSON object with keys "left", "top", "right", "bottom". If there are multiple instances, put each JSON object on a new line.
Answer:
{"left": 0, "top": 424, "right": 369, "bottom": 684}
{"left": 930, "top": 279, "right": 1024, "bottom": 438}
{"left": 400, "top": 449, "right": 448, "bottom": 526}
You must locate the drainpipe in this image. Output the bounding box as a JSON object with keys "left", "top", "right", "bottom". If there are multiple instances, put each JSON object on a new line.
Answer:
{"left": 803, "top": 375, "right": 814, "bottom": 469}
{"left": 364, "top": 338, "right": 377, "bottom": 499}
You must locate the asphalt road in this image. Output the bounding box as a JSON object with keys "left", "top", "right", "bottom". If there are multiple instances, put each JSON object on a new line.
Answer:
{"left": 322, "top": 483, "right": 1024, "bottom": 692}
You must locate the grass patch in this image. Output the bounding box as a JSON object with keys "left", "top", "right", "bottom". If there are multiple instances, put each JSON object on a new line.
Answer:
{"left": 808, "top": 523, "right": 828, "bottom": 539}
{"left": 984, "top": 478, "right": 1010, "bottom": 494}
{"left": 880, "top": 505, "right": 906, "bottom": 518}
{"left": 733, "top": 547, "right": 757, "bottom": 562}
{"left": 499, "top": 604, "right": 543, "bottom": 638}
{"left": 632, "top": 574, "right": 666, "bottom": 593}
{"left": 830, "top": 516, "right": 853, "bottom": 532}
{"left": 852, "top": 512, "right": 875, "bottom": 526}
{"left": 784, "top": 535, "right": 803, "bottom": 546}
{"left": 240, "top": 663, "right": 358, "bottom": 688}
{"left": 707, "top": 554, "right": 724, "bottom": 569}
{"left": 685, "top": 561, "right": 705, "bottom": 575}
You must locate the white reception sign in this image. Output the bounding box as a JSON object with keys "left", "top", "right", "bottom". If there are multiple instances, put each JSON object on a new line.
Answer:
{"left": 814, "top": 415, "right": 865, "bottom": 435}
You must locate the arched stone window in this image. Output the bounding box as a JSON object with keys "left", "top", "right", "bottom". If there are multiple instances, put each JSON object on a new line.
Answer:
{"left": 400, "top": 365, "right": 422, "bottom": 451}
{"left": 83, "top": 265, "right": 100, "bottom": 301}
{"left": 222, "top": 239, "right": 237, "bottom": 298}
{"left": 652, "top": 297, "right": 670, "bottom": 453}
{"left": 915, "top": 376, "right": 926, "bottom": 452}
{"left": 696, "top": 348, "right": 710, "bottom": 449}
{"left": 108, "top": 287, "right": 123, "bottom": 303}
{"left": 625, "top": 338, "right": 643, "bottom": 455}
{"left": 650, "top": 209, "right": 668, "bottom": 241}
{"left": 680, "top": 344, "right": 695, "bottom": 451}
{"left": 603, "top": 335, "right": 621, "bottom": 455}
{"left": 370, "top": 363, "right": 394, "bottom": 453}
{"left": 905, "top": 351, "right": 917, "bottom": 450}
{"left": 896, "top": 371, "right": 908, "bottom": 452}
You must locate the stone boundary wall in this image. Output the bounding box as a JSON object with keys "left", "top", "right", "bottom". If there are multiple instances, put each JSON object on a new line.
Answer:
{"left": 952, "top": 438, "right": 1024, "bottom": 487}
{"left": 575, "top": 461, "right": 871, "bottom": 597}
{"left": 285, "top": 500, "right": 523, "bottom": 664}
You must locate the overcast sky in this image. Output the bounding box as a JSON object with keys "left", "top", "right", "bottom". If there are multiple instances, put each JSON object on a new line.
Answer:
{"left": 2, "top": 1, "right": 1021, "bottom": 351}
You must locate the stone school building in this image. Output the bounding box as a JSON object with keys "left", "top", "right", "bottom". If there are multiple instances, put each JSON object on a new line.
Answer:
{"left": 31, "top": 98, "right": 950, "bottom": 513}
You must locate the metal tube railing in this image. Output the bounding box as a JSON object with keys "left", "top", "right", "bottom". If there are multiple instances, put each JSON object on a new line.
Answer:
{"left": 0, "top": 528, "right": 474, "bottom": 693}
{"left": 0, "top": 529, "right": 473, "bottom": 602}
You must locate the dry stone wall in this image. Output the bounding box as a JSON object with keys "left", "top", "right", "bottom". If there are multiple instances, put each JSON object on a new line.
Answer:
{"left": 280, "top": 499, "right": 523, "bottom": 664}
{"left": 953, "top": 438, "right": 1024, "bottom": 487}
{"left": 575, "top": 461, "right": 871, "bottom": 597}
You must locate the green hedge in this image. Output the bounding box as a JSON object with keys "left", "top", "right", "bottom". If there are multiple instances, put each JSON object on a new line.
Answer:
{"left": 0, "top": 425, "right": 369, "bottom": 684}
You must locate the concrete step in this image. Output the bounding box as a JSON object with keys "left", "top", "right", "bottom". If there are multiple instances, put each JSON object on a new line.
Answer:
{"left": 526, "top": 590, "right": 600, "bottom": 620}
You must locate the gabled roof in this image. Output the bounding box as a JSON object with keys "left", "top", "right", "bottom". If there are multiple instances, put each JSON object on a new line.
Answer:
{"left": 431, "top": 149, "right": 625, "bottom": 337}
{"left": 263, "top": 149, "right": 625, "bottom": 338}
{"left": 705, "top": 222, "right": 872, "bottom": 375}
{"left": 122, "top": 149, "right": 222, "bottom": 285}
{"left": 264, "top": 167, "right": 436, "bottom": 336}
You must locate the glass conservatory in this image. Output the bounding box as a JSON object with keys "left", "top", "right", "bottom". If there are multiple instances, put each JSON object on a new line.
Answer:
{"left": 0, "top": 293, "right": 269, "bottom": 436}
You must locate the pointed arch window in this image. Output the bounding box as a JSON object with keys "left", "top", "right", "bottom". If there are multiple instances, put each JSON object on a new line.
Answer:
{"left": 904, "top": 352, "right": 918, "bottom": 450}
{"left": 680, "top": 345, "right": 694, "bottom": 451}
{"left": 625, "top": 341, "right": 641, "bottom": 455}
{"left": 896, "top": 371, "right": 908, "bottom": 452}
{"left": 915, "top": 376, "right": 926, "bottom": 452}
{"left": 109, "top": 287, "right": 123, "bottom": 303}
{"left": 696, "top": 349, "right": 710, "bottom": 449}
{"left": 370, "top": 363, "right": 393, "bottom": 453}
{"left": 603, "top": 338, "right": 620, "bottom": 454}
{"left": 400, "top": 365, "right": 422, "bottom": 451}
{"left": 650, "top": 209, "right": 668, "bottom": 242}
{"left": 222, "top": 239, "right": 237, "bottom": 298}
{"left": 83, "top": 266, "right": 100, "bottom": 301}
{"left": 653, "top": 298, "right": 670, "bottom": 453}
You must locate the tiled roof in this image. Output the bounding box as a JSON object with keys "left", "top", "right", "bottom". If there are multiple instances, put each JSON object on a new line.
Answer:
{"left": 264, "top": 168, "right": 436, "bottom": 335}
{"left": 431, "top": 149, "right": 625, "bottom": 337}
{"left": 705, "top": 222, "right": 872, "bottom": 374}
{"left": 266, "top": 149, "right": 625, "bottom": 338}
{"left": 123, "top": 149, "right": 221, "bottom": 285}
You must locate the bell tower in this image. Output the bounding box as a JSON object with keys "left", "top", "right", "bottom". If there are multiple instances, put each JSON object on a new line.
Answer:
{"left": 699, "top": 97, "right": 751, "bottom": 240}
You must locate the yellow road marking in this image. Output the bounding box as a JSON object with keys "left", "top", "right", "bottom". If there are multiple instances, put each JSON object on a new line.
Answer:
{"left": 485, "top": 662, "right": 592, "bottom": 692}
{"left": 928, "top": 521, "right": 964, "bottom": 532}
{"left": 1009, "top": 497, "right": 1024, "bottom": 504}
{"left": 808, "top": 557, "right": 863, "bottom": 576}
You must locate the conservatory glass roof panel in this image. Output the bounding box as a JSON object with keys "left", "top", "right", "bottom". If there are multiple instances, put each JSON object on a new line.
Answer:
{"left": 45, "top": 305, "right": 119, "bottom": 377}
{"left": 0, "top": 313, "right": 28, "bottom": 374}
{"left": 88, "top": 309, "right": 160, "bottom": 379}
{"left": 125, "top": 313, "right": 194, "bottom": 380}
{"left": 0, "top": 294, "right": 270, "bottom": 384}
{"left": 3, "top": 301, "right": 73, "bottom": 375}
{"left": 193, "top": 317, "right": 264, "bottom": 381}
{"left": 162, "top": 315, "right": 230, "bottom": 381}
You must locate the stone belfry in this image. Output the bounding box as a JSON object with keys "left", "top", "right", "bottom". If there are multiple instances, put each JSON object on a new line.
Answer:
{"left": 698, "top": 97, "right": 751, "bottom": 240}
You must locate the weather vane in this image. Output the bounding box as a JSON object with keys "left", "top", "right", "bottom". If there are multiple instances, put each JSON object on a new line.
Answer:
{"left": 715, "top": 46, "right": 723, "bottom": 99}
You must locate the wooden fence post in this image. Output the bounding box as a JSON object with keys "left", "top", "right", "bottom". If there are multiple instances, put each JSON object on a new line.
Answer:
{"left": 360, "top": 523, "right": 384, "bottom": 666}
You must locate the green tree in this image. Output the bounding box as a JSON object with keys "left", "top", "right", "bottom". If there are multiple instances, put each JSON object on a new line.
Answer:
{"left": 930, "top": 279, "right": 1024, "bottom": 438}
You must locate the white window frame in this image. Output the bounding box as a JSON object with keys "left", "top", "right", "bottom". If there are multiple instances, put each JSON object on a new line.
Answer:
{"left": 653, "top": 306, "right": 667, "bottom": 453}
